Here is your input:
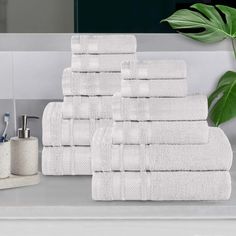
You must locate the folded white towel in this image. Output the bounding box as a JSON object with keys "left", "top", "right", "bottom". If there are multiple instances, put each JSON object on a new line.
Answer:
{"left": 92, "top": 127, "right": 232, "bottom": 171}
{"left": 62, "top": 68, "right": 121, "bottom": 96}
{"left": 92, "top": 171, "right": 231, "bottom": 201}
{"left": 113, "top": 94, "right": 208, "bottom": 121}
{"left": 42, "top": 146, "right": 91, "bottom": 175}
{"left": 42, "top": 102, "right": 112, "bottom": 146}
{"left": 121, "top": 78, "right": 187, "bottom": 97}
{"left": 122, "top": 60, "right": 187, "bottom": 79}
{"left": 72, "top": 54, "right": 136, "bottom": 72}
{"left": 71, "top": 34, "right": 137, "bottom": 54}
{"left": 112, "top": 120, "right": 209, "bottom": 144}
{"left": 62, "top": 96, "right": 113, "bottom": 119}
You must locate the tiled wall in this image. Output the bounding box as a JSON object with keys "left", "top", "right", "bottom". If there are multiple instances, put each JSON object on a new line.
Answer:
{"left": 0, "top": 51, "right": 70, "bottom": 146}
{"left": 0, "top": 34, "right": 236, "bottom": 151}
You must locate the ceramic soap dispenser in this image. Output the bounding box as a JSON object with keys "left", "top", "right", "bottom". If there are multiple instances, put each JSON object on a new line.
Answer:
{"left": 11, "top": 115, "right": 39, "bottom": 176}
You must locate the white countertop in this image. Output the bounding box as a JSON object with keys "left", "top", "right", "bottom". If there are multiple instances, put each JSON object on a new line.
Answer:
{"left": 0, "top": 171, "right": 235, "bottom": 220}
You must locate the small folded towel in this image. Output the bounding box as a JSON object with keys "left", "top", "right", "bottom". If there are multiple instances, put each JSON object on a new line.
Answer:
{"left": 62, "top": 96, "right": 113, "bottom": 119}
{"left": 112, "top": 120, "right": 209, "bottom": 144}
{"left": 92, "top": 171, "right": 231, "bottom": 201}
{"left": 121, "top": 78, "right": 187, "bottom": 97}
{"left": 71, "top": 34, "right": 137, "bottom": 54}
{"left": 113, "top": 94, "right": 208, "bottom": 121}
{"left": 122, "top": 60, "right": 187, "bottom": 79}
{"left": 92, "top": 127, "right": 232, "bottom": 171}
{"left": 42, "top": 102, "right": 112, "bottom": 146}
{"left": 72, "top": 54, "right": 136, "bottom": 72}
{"left": 42, "top": 146, "right": 92, "bottom": 175}
{"left": 62, "top": 68, "right": 121, "bottom": 96}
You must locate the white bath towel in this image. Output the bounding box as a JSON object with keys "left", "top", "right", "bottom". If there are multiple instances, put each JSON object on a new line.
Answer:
{"left": 112, "top": 120, "right": 209, "bottom": 144}
{"left": 71, "top": 34, "right": 137, "bottom": 54}
{"left": 62, "top": 96, "right": 113, "bottom": 119}
{"left": 42, "top": 146, "right": 91, "bottom": 175}
{"left": 92, "top": 127, "right": 232, "bottom": 171}
{"left": 72, "top": 54, "right": 136, "bottom": 72}
{"left": 121, "top": 78, "right": 187, "bottom": 97}
{"left": 122, "top": 60, "right": 187, "bottom": 79}
{"left": 42, "top": 102, "right": 112, "bottom": 146}
{"left": 92, "top": 171, "right": 231, "bottom": 201}
{"left": 62, "top": 68, "right": 121, "bottom": 96}
{"left": 113, "top": 94, "right": 208, "bottom": 121}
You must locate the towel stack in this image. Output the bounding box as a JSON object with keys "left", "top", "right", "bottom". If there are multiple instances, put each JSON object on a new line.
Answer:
{"left": 42, "top": 35, "right": 137, "bottom": 175}
{"left": 92, "top": 60, "right": 233, "bottom": 201}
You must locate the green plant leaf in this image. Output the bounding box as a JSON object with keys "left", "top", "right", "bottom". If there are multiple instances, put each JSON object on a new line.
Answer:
{"left": 216, "top": 5, "right": 236, "bottom": 37}
{"left": 209, "top": 71, "right": 236, "bottom": 126}
{"left": 208, "top": 85, "right": 226, "bottom": 108}
{"left": 161, "top": 3, "right": 236, "bottom": 43}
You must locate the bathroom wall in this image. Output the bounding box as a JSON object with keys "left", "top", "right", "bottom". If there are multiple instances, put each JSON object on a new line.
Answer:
{"left": 0, "top": 34, "right": 235, "bottom": 151}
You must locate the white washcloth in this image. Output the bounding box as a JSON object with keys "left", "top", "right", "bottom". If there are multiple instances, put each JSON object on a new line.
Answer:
{"left": 122, "top": 60, "right": 187, "bottom": 79}
{"left": 42, "top": 146, "right": 91, "bottom": 175}
{"left": 62, "top": 96, "right": 113, "bottom": 119}
{"left": 71, "top": 34, "right": 137, "bottom": 54}
{"left": 112, "top": 120, "right": 209, "bottom": 144}
{"left": 42, "top": 102, "right": 112, "bottom": 146}
{"left": 92, "top": 171, "right": 231, "bottom": 201}
{"left": 92, "top": 127, "right": 232, "bottom": 171}
{"left": 113, "top": 94, "right": 208, "bottom": 121}
{"left": 72, "top": 54, "right": 136, "bottom": 72}
{"left": 121, "top": 78, "right": 187, "bottom": 97}
{"left": 62, "top": 68, "right": 121, "bottom": 96}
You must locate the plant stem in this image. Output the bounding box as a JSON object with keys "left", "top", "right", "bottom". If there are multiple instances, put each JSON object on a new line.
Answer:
{"left": 231, "top": 38, "right": 236, "bottom": 60}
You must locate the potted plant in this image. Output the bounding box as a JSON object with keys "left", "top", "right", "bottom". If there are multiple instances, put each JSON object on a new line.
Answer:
{"left": 161, "top": 3, "right": 236, "bottom": 126}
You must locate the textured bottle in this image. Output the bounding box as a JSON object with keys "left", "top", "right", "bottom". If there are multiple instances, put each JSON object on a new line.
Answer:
{"left": 11, "top": 115, "right": 39, "bottom": 176}
{"left": 0, "top": 141, "right": 11, "bottom": 178}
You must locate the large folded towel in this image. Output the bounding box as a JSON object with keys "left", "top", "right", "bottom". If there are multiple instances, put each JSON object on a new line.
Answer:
{"left": 71, "top": 34, "right": 137, "bottom": 54}
{"left": 72, "top": 54, "right": 136, "bottom": 72}
{"left": 42, "top": 102, "right": 112, "bottom": 146}
{"left": 62, "top": 96, "right": 113, "bottom": 119}
{"left": 112, "top": 120, "right": 209, "bottom": 144}
{"left": 92, "top": 127, "right": 232, "bottom": 171}
{"left": 62, "top": 68, "right": 121, "bottom": 96}
{"left": 121, "top": 78, "right": 187, "bottom": 97}
{"left": 122, "top": 60, "right": 187, "bottom": 79}
{"left": 42, "top": 146, "right": 91, "bottom": 175}
{"left": 113, "top": 94, "right": 208, "bottom": 121}
{"left": 92, "top": 171, "right": 231, "bottom": 201}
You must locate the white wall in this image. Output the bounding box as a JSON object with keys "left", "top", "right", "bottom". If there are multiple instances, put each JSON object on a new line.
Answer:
{"left": 6, "top": 0, "right": 73, "bottom": 33}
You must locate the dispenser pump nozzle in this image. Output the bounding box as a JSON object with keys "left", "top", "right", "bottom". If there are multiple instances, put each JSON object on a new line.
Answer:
{"left": 18, "top": 115, "right": 39, "bottom": 138}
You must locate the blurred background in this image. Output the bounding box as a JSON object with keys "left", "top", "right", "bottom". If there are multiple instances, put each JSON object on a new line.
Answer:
{"left": 0, "top": 0, "right": 235, "bottom": 33}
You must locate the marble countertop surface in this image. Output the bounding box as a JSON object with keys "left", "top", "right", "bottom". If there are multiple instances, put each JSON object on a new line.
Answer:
{"left": 0, "top": 170, "right": 235, "bottom": 220}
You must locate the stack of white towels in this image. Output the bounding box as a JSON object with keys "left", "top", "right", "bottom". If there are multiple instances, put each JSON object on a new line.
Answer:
{"left": 92, "top": 60, "right": 233, "bottom": 201}
{"left": 42, "top": 35, "right": 137, "bottom": 175}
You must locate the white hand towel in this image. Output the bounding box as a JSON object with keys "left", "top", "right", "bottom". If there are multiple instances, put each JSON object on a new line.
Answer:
{"left": 42, "top": 146, "right": 91, "bottom": 175}
{"left": 122, "top": 60, "right": 187, "bottom": 79}
{"left": 92, "top": 127, "right": 232, "bottom": 171}
{"left": 62, "top": 96, "right": 113, "bottom": 119}
{"left": 62, "top": 68, "right": 121, "bottom": 96}
{"left": 92, "top": 171, "right": 231, "bottom": 201}
{"left": 71, "top": 34, "right": 137, "bottom": 54}
{"left": 42, "top": 102, "right": 112, "bottom": 146}
{"left": 72, "top": 54, "right": 136, "bottom": 72}
{"left": 113, "top": 94, "right": 208, "bottom": 121}
{"left": 112, "top": 120, "right": 209, "bottom": 144}
{"left": 121, "top": 78, "right": 187, "bottom": 97}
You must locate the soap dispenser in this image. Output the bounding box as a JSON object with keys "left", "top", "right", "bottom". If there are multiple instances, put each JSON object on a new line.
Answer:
{"left": 11, "top": 115, "right": 39, "bottom": 176}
